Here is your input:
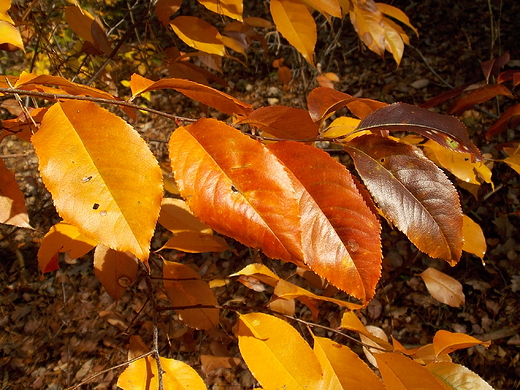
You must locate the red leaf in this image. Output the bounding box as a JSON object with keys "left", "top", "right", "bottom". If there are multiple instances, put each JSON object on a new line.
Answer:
{"left": 481, "top": 51, "right": 510, "bottom": 83}
{"left": 344, "top": 135, "right": 463, "bottom": 265}
{"left": 485, "top": 103, "right": 520, "bottom": 140}
{"left": 448, "top": 83, "right": 513, "bottom": 115}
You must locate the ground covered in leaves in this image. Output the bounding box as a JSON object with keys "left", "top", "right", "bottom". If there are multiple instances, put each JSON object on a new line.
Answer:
{"left": 1, "top": 0, "right": 520, "bottom": 389}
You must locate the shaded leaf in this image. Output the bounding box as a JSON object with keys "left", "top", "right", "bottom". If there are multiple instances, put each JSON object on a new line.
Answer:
{"left": 155, "top": 0, "right": 182, "bottom": 27}
{"left": 418, "top": 268, "right": 465, "bottom": 307}
{"left": 169, "top": 118, "right": 303, "bottom": 264}
{"left": 277, "top": 66, "right": 292, "bottom": 85}
{"left": 269, "top": 141, "right": 382, "bottom": 303}
{"left": 161, "top": 231, "right": 229, "bottom": 253}
{"left": 497, "top": 69, "right": 520, "bottom": 86}
{"left": 344, "top": 135, "right": 463, "bottom": 264}
{"left": 462, "top": 215, "right": 486, "bottom": 260}
{"left": 117, "top": 355, "right": 206, "bottom": 390}
{"left": 158, "top": 198, "right": 211, "bottom": 234}
{"left": 303, "top": 0, "right": 342, "bottom": 18}
{"left": 357, "top": 102, "right": 482, "bottom": 160}
{"left": 236, "top": 312, "right": 323, "bottom": 390}
{"left": 376, "top": 2, "right": 418, "bottom": 36}
{"left": 170, "top": 16, "right": 225, "bottom": 56}
{"left": 314, "top": 335, "right": 386, "bottom": 390}
{"left": 432, "top": 330, "right": 490, "bottom": 358}
{"left": 0, "top": 158, "right": 31, "bottom": 228}
{"left": 486, "top": 103, "right": 520, "bottom": 139}
{"left": 64, "top": 5, "right": 110, "bottom": 55}
{"left": 94, "top": 245, "right": 138, "bottom": 301}
{"left": 481, "top": 51, "right": 509, "bottom": 83}
{"left": 349, "top": 0, "right": 385, "bottom": 57}
{"left": 360, "top": 325, "right": 389, "bottom": 368}
{"left": 237, "top": 106, "right": 319, "bottom": 140}
{"left": 32, "top": 101, "right": 163, "bottom": 261}
{"left": 270, "top": 0, "right": 316, "bottom": 66}
{"left": 0, "top": 20, "right": 23, "bottom": 51}
{"left": 426, "top": 362, "right": 494, "bottom": 390}
{"left": 375, "top": 352, "right": 447, "bottom": 390}
{"left": 230, "top": 263, "right": 281, "bottom": 287}
{"left": 38, "top": 221, "right": 97, "bottom": 273}
{"left": 448, "top": 84, "right": 513, "bottom": 115}
{"left": 163, "top": 260, "right": 219, "bottom": 330}
{"left": 340, "top": 311, "right": 393, "bottom": 350}
{"left": 420, "top": 83, "right": 472, "bottom": 110}
{"left": 198, "top": 0, "right": 243, "bottom": 21}
{"left": 129, "top": 73, "right": 252, "bottom": 116}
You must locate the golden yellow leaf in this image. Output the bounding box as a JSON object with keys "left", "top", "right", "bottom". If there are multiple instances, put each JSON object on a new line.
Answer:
{"left": 381, "top": 17, "right": 404, "bottom": 65}
{"left": 161, "top": 231, "right": 229, "bottom": 253}
{"left": 426, "top": 362, "right": 494, "bottom": 389}
{"left": 94, "top": 245, "right": 138, "bottom": 301}
{"left": 418, "top": 268, "right": 465, "bottom": 308}
{"left": 432, "top": 330, "right": 490, "bottom": 358}
{"left": 32, "top": 101, "right": 163, "bottom": 261}
{"left": 376, "top": 2, "right": 418, "bottom": 36}
{"left": 270, "top": 0, "right": 316, "bottom": 66}
{"left": 158, "top": 198, "right": 211, "bottom": 234}
{"left": 323, "top": 116, "right": 361, "bottom": 138}
{"left": 198, "top": 0, "right": 243, "bottom": 21}
{"left": 236, "top": 312, "right": 323, "bottom": 389}
{"left": 462, "top": 214, "right": 486, "bottom": 260}
{"left": 117, "top": 355, "right": 206, "bottom": 390}
{"left": 170, "top": 16, "right": 225, "bottom": 56}
{"left": 349, "top": 0, "right": 385, "bottom": 57}
{"left": 0, "top": 0, "right": 14, "bottom": 24}
{"left": 340, "top": 311, "right": 393, "bottom": 350}
{"left": 0, "top": 20, "right": 23, "bottom": 51}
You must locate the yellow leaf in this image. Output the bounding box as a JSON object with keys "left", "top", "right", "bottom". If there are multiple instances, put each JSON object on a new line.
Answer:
{"left": 161, "top": 231, "right": 229, "bottom": 253}
{"left": 381, "top": 17, "right": 404, "bottom": 65}
{"left": 426, "top": 362, "right": 494, "bottom": 390}
{"left": 376, "top": 2, "right": 418, "bottom": 36}
{"left": 163, "top": 260, "right": 219, "bottom": 330}
{"left": 32, "top": 101, "right": 163, "bottom": 262}
{"left": 158, "top": 198, "right": 212, "bottom": 234}
{"left": 302, "top": 0, "right": 342, "bottom": 18}
{"left": 94, "top": 245, "right": 138, "bottom": 301}
{"left": 314, "top": 336, "right": 386, "bottom": 390}
{"left": 0, "top": 157, "right": 31, "bottom": 228}
{"left": 432, "top": 330, "right": 490, "bottom": 358}
{"left": 198, "top": 0, "right": 243, "bottom": 21}
{"left": 117, "top": 355, "right": 206, "bottom": 390}
{"left": 236, "top": 312, "right": 323, "bottom": 390}
{"left": 360, "top": 325, "right": 388, "bottom": 368}
{"left": 0, "top": 0, "right": 14, "bottom": 24}
{"left": 504, "top": 153, "right": 520, "bottom": 175}
{"left": 270, "top": 0, "right": 316, "bottom": 66}
{"left": 323, "top": 116, "right": 361, "bottom": 138}
{"left": 230, "top": 263, "right": 281, "bottom": 287}
{"left": 462, "top": 215, "right": 486, "bottom": 259}
{"left": 417, "top": 268, "right": 465, "bottom": 308}
{"left": 37, "top": 221, "right": 97, "bottom": 273}
{"left": 170, "top": 16, "right": 225, "bottom": 56}
{"left": 0, "top": 20, "right": 23, "bottom": 51}
{"left": 340, "top": 311, "right": 393, "bottom": 350}
{"left": 349, "top": 0, "right": 385, "bottom": 57}
{"left": 64, "top": 5, "right": 95, "bottom": 42}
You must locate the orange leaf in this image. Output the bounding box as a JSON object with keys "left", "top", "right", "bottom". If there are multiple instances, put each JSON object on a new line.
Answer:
{"left": 129, "top": 74, "right": 252, "bottom": 116}
{"left": 230, "top": 263, "right": 281, "bottom": 287}
{"left": 418, "top": 268, "right": 465, "bottom": 307}
{"left": 154, "top": 0, "right": 182, "bottom": 27}
{"left": 313, "top": 335, "right": 386, "bottom": 390}
{"left": 64, "top": 5, "right": 110, "bottom": 55}
{"left": 269, "top": 141, "right": 382, "bottom": 303}
{"left": 462, "top": 214, "right": 486, "bottom": 260}
{"left": 303, "top": 0, "right": 342, "bottom": 18}
{"left": 37, "top": 221, "right": 97, "bottom": 273}
{"left": 32, "top": 101, "right": 163, "bottom": 261}
{"left": 237, "top": 106, "right": 319, "bottom": 140}
{"left": 198, "top": 0, "right": 243, "bottom": 21}
{"left": 94, "top": 245, "right": 138, "bottom": 301}
{"left": 0, "top": 20, "right": 23, "bottom": 51}
{"left": 270, "top": 0, "right": 316, "bottom": 66}
{"left": 376, "top": 2, "right": 418, "bottom": 36}
{"left": 426, "top": 362, "right": 494, "bottom": 389}
{"left": 381, "top": 17, "right": 404, "bottom": 65}
{"left": 340, "top": 311, "right": 393, "bottom": 350}
{"left": 277, "top": 66, "right": 292, "bottom": 85}
{"left": 432, "top": 330, "right": 490, "bottom": 358}
{"left": 236, "top": 312, "right": 323, "bottom": 389}
{"left": 349, "top": 0, "right": 385, "bottom": 57}
{"left": 486, "top": 103, "right": 520, "bottom": 140}
{"left": 345, "top": 135, "right": 463, "bottom": 264}
{"left": 158, "top": 198, "right": 212, "bottom": 234}
{"left": 117, "top": 355, "right": 206, "bottom": 390}
{"left": 161, "top": 231, "right": 229, "bottom": 253}
{"left": 375, "top": 352, "right": 448, "bottom": 390}
{"left": 163, "top": 260, "right": 219, "bottom": 330}
{"left": 168, "top": 118, "right": 304, "bottom": 264}
{"left": 170, "top": 16, "right": 225, "bottom": 56}
{"left": 448, "top": 84, "right": 513, "bottom": 115}
{"left": 0, "top": 158, "right": 31, "bottom": 228}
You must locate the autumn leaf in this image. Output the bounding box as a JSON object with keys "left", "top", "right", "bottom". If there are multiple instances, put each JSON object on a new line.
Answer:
{"left": 170, "top": 16, "right": 225, "bottom": 56}
{"left": 462, "top": 214, "right": 486, "bottom": 260}
{"left": 155, "top": 0, "right": 182, "bottom": 27}
{"left": 426, "top": 362, "right": 494, "bottom": 389}
{"left": 270, "top": 0, "right": 316, "bottom": 66}
{"left": 485, "top": 103, "right": 520, "bottom": 140}
{"left": 376, "top": 2, "right": 418, "bottom": 36}
{"left": 32, "top": 101, "right": 163, "bottom": 262}
{"left": 481, "top": 51, "right": 509, "bottom": 83}
{"left": 158, "top": 198, "right": 212, "bottom": 234}
{"left": 0, "top": 20, "right": 24, "bottom": 51}
{"left": 418, "top": 267, "right": 465, "bottom": 307}
{"left": 344, "top": 135, "right": 463, "bottom": 265}
{"left": 64, "top": 5, "right": 111, "bottom": 55}
{"left": 37, "top": 221, "right": 98, "bottom": 273}
{"left": 349, "top": 0, "right": 385, "bottom": 57}
{"left": 163, "top": 260, "right": 219, "bottom": 330}
{"left": 0, "top": 157, "right": 31, "bottom": 228}
{"left": 236, "top": 312, "right": 323, "bottom": 389}
{"left": 448, "top": 84, "right": 513, "bottom": 115}
{"left": 160, "top": 231, "right": 229, "bottom": 253}
{"left": 198, "top": 0, "right": 243, "bottom": 21}
{"left": 94, "top": 245, "right": 138, "bottom": 301}
{"left": 117, "top": 355, "right": 206, "bottom": 390}
{"left": 340, "top": 311, "right": 393, "bottom": 351}
{"left": 432, "top": 330, "right": 490, "bottom": 357}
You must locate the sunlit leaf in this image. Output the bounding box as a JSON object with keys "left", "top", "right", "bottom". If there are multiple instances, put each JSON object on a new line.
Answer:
{"left": 155, "top": 0, "right": 182, "bottom": 27}
{"left": 237, "top": 106, "right": 319, "bottom": 140}
{"left": 323, "top": 116, "right": 361, "bottom": 138}
{"left": 230, "top": 263, "right": 281, "bottom": 287}
{"left": 0, "top": 20, "right": 23, "bottom": 51}
{"left": 0, "top": 0, "right": 14, "bottom": 24}
{"left": 340, "top": 311, "right": 393, "bottom": 350}
{"left": 198, "top": 0, "right": 243, "bottom": 21}
{"left": 169, "top": 118, "right": 304, "bottom": 264}
{"left": 161, "top": 231, "right": 229, "bottom": 253}
{"left": 349, "top": 0, "right": 385, "bottom": 57}
{"left": 462, "top": 215, "right": 486, "bottom": 260}
{"left": 432, "top": 330, "right": 490, "bottom": 358}
{"left": 269, "top": 141, "right": 382, "bottom": 303}
{"left": 32, "top": 101, "right": 163, "bottom": 261}
{"left": 129, "top": 74, "right": 252, "bottom": 116}
{"left": 0, "top": 158, "right": 31, "bottom": 228}
{"left": 360, "top": 325, "right": 389, "bottom": 368}
{"left": 170, "top": 16, "right": 225, "bottom": 56}
{"left": 236, "top": 312, "right": 323, "bottom": 389}
{"left": 117, "top": 355, "right": 206, "bottom": 390}
{"left": 418, "top": 268, "right": 465, "bottom": 307}
{"left": 448, "top": 84, "right": 513, "bottom": 115}
{"left": 37, "top": 221, "right": 97, "bottom": 273}
{"left": 344, "top": 135, "right": 463, "bottom": 264}
{"left": 376, "top": 2, "right": 418, "bottom": 36}
{"left": 313, "top": 335, "right": 386, "bottom": 390}
{"left": 426, "top": 362, "right": 494, "bottom": 390}
{"left": 94, "top": 245, "right": 138, "bottom": 301}
{"left": 64, "top": 5, "right": 110, "bottom": 55}
{"left": 270, "top": 0, "right": 316, "bottom": 66}
{"left": 163, "top": 260, "right": 219, "bottom": 330}
{"left": 381, "top": 17, "right": 404, "bottom": 65}
{"left": 375, "top": 352, "right": 448, "bottom": 390}
{"left": 357, "top": 102, "right": 482, "bottom": 160}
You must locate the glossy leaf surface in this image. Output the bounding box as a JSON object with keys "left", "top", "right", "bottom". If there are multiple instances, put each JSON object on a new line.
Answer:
{"left": 345, "top": 135, "right": 463, "bottom": 264}
{"left": 32, "top": 101, "right": 163, "bottom": 261}
{"left": 426, "top": 362, "right": 494, "bottom": 390}
{"left": 418, "top": 267, "right": 465, "bottom": 307}
{"left": 94, "top": 245, "right": 138, "bottom": 301}
{"left": 432, "top": 330, "right": 490, "bottom": 358}
{"left": 236, "top": 312, "right": 323, "bottom": 390}
{"left": 0, "top": 158, "right": 31, "bottom": 228}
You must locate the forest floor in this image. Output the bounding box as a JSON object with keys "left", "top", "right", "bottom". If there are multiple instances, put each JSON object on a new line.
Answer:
{"left": 1, "top": 1, "right": 520, "bottom": 389}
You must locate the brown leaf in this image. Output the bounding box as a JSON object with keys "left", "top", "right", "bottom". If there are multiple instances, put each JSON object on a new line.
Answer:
{"left": 481, "top": 51, "right": 510, "bottom": 83}
{"left": 94, "top": 245, "right": 138, "bottom": 301}
{"left": 154, "top": 0, "right": 182, "bottom": 27}
{"left": 345, "top": 135, "right": 463, "bottom": 264}
{"left": 418, "top": 268, "right": 465, "bottom": 307}
{"left": 486, "top": 103, "right": 520, "bottom": 139}
{"left": 0, "top": 158, "right": 31, "bottom": 228}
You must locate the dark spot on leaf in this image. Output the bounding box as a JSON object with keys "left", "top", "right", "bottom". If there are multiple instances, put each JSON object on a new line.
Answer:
{"left": 93, "top": 203, "right": 100, "bottom": 210}
{"left": 82, "top": 176, "right": 92, "bottom": 183}
{"left": 231, "top": 185, "right": 239, "bottom": 193}
{"left": 380, "top": 158, "right": 386, "bottom": 163}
